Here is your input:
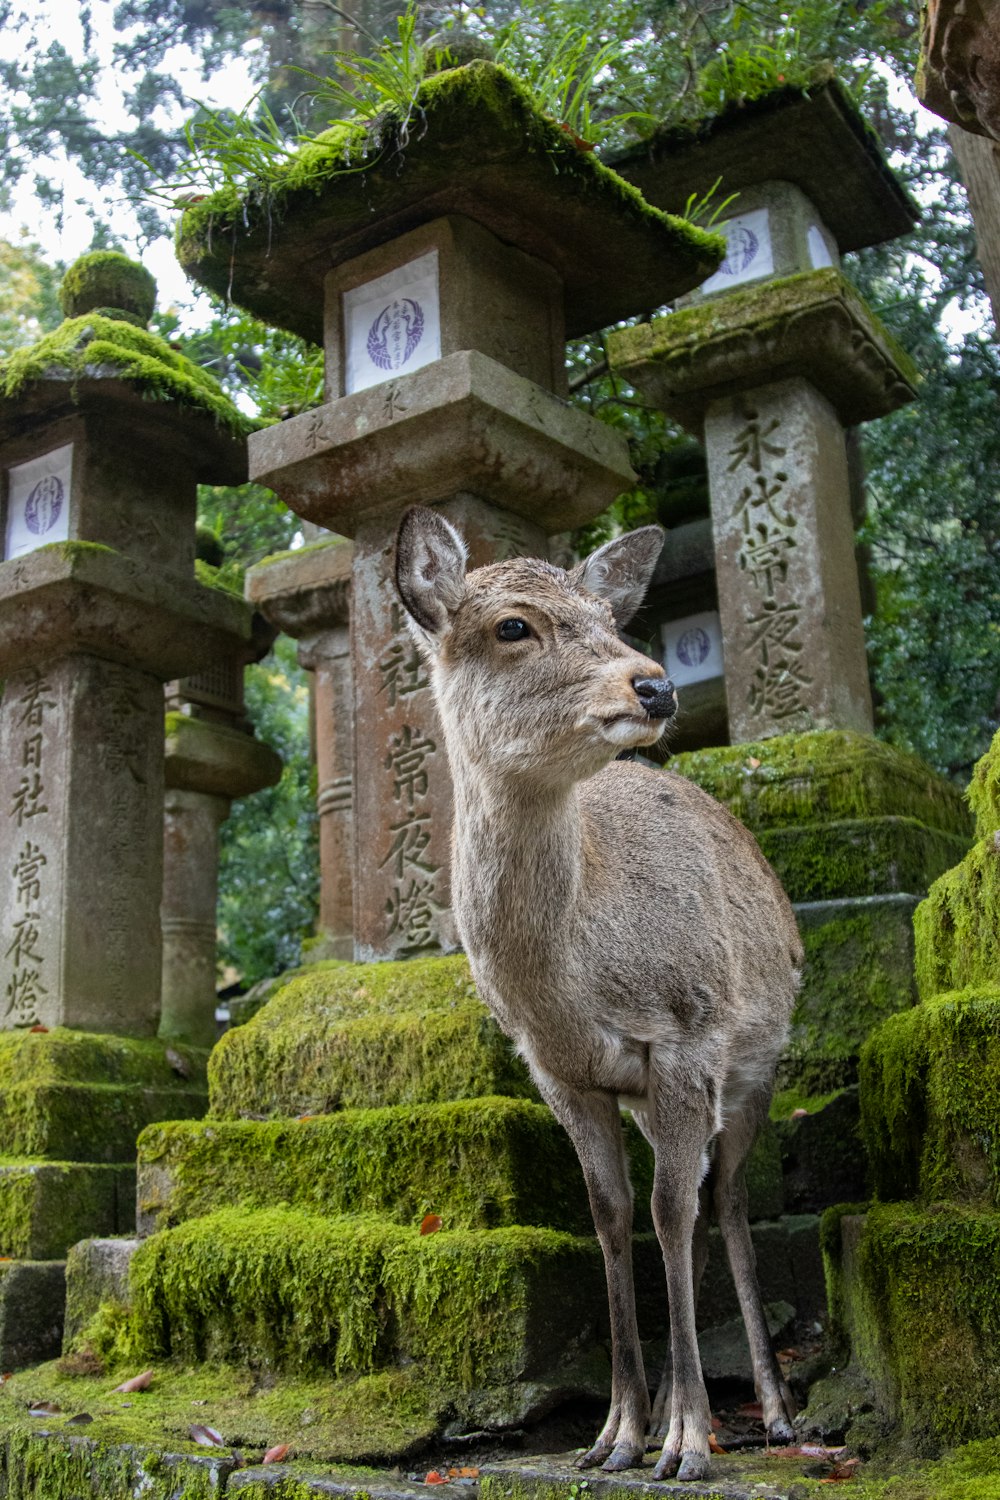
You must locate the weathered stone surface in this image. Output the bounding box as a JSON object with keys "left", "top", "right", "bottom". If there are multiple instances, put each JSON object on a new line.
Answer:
{"left": 0, "top": 1258, "right": 65, "bottom": 1369}
{"left": 774, "top": 1087, "right": 867, "bottom": 1213}
{"left": 610, "top": 75, "right": 917, "bottom": 255}
{"left": 63, "top": 1235, "right": 138, "bottom": 1349}
{"left": 0, "top": 542, "right": 250, "bottom": 680}
{"left": 786, "top": 895, "right": 921, "bottom": 1090}
{"left": 247, "top": 539, "right": 354, "bottom": 958}
{"left": 249, "top": 349, "right": 634, "bottom": 538}
{"left": 608, "top": 269, "right": 919, "bottom": 434}
{"left": 918, "top": 0, "right": 1000, "bottom": 138}
{"left": 160, "top": 788, "right": 230, "bottom": 1049}
{"left": 480, "top": 1443, "right": 823, "bottom": 1499}
{"left": 758, "top": 817, "right": 969, "bottom": 903}
{"left": 0, "top": 1161, "right": 135, "bottom": 1260}
{"left": 0, "top": 657, "right": 164, "bottom": 1033}
{"left": 177, "top": 62, "right": 723, "bottom": 344}
{"left": 0, "top": 1430, "right": 237, "bottom": 1500}
{"left": 697, "top": 1300, "right": 795, "bottom": 1382}
{"left": 164, "top": 713, "right": 282, "bottom": 800}
{"left": 0, "top": 1081, "right": 207, "bottom": 1162}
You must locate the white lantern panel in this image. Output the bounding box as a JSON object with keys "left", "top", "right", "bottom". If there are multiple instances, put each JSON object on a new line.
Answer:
{"left": 5, "top": 443, "right": 73, "bottom": 561}
{"left": 699, "top": 209, "right": 774, "bottom": 295}
{"left": 343, "top": 251, "right": 441, "bottom": 394}
{"left": 662, "top": 610, "right": 725, "bottom": 687}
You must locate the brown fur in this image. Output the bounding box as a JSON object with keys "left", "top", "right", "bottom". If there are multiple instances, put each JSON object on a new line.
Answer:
{"left": 395, "top": 508, "right": 803, "bottom": 1484}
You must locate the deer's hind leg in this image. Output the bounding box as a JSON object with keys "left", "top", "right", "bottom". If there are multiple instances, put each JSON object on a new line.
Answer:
{"left": 713, "top": 1080, "right": 796, "bottom": 1442}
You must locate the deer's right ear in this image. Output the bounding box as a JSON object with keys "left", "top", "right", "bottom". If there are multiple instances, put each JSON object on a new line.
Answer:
{"left": 395, "top": 506, "right": 469, "bottom": 640}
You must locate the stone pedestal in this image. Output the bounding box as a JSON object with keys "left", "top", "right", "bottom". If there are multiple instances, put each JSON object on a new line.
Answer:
{"left": 247, "top": 537, "right": 354, "bottom": 961}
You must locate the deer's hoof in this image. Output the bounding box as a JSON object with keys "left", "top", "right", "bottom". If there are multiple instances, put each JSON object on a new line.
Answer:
{"left": 576, "top": 1443, "right": 613, "bottom": 1470}
{"left": 676, "top": 1452, "right": 711, "bottom": 1482}
{"left": 651, "top": 1451, "right": 680, "bottom": 1480}
{"left": 600, "top": 1442, "right": 644, "bottom": 1473}
{"left": 766, "top": 1416, "right": 795, "bottom": 1445}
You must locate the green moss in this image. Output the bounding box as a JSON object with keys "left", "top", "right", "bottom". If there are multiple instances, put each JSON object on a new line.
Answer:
{"left": 208, "top": 955, "right": 533, "bottom": 1119}
{"left": 757, "top": 817, "right": 967, "bottom": 903}
{"left": 860, "top": 988, "right": 1000, "bottom": 1207}
{"left": 0, "top": 314, "right": 252, "bottom": 437}
{"left": 0, "top": 1028, "right": 208, "bottom": 1091}
{"left": 128, "top": 1206, "right": 603, "bottom": 1386}
{"left": 818, "top": 1201, "right": 868, "bottom": 1347}
{"left": 59, "top": 252, "right": 157, "bottom": 324}
{"left": 193, "top": 558, "right": 245, "bottom": 596}
{"left": 968, "top": 728, "right": 1000, "bottom": 842}
{"left": 772, "top": 1085, "right": 847, "bottom": 1119}
{"left": 0, "top": 1082, "right": 207, "bottom": 1162}
{"left": 914, "top": 838, "right": 1000, "bottom": 1001}
{"left": 854, "top": 1202, "right": 1000, "bottom": 1451}
{"left": 253, "top": 536, "right": 350, "bottom": 570}
{"left": 0, "top": 1160, "right": 134, "bottom": 1258}
{"left": 669, "top": 730, "right": 971, "bottom": 838}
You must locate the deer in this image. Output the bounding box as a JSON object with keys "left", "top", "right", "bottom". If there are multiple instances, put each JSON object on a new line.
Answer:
{"left": 394, "top": 506, "right": 802, "bottom": 1484}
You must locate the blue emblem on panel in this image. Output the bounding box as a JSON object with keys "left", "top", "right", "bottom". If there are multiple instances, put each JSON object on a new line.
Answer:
{"left": 719, "top": 224, "right": 759, "bottom": 277}
{"left": 24, "top": 475, "right": 63, "bottom": 535}
{"left": 367, "top": 297, "right": 425, "bottom": 372}
{"left": 676, "top": 627, "right": 711, "bottom": 669}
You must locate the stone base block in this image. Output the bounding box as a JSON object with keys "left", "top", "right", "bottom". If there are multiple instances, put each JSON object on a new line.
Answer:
{"left": 0, "top": 1028, "right": 209, "bottom": 1090}
{"left": 0, "top": 1430, "right": 236, "bottom": 1500}
{"left": 0, "top": 1161, "right": 135, "bottom": 1259}
{"left": 782, "top": 895, "right": 920, "bottom": 1090}
{"left": 136, "top": 1100, "right": 783, "bottom": 1239}
{"left": 208, "top": 955, "right": 534, "bottom": 1117}
{"left": 759, "top": 817, "right": 968, "bottom": 903}
{"left": 914, "top": 836, "right": 1000, "bottom": 1000}
{"left": 824, "top": 1204, "right": 1000, "bottom": 1452}
{"left": 634, "top": 1214, "right": 824, "bottom": 1334}
{"left": 129, "top": 1207, "right": 606, "bottom": 1385}
{"left": 860, "top": 987, "right": 1000, "bottom": 1205}
{"left": 773, "top": 1087, "right": 867, "bottom": 1212}
{"left": 0, "top": 1259, "right": 65, "bottom": 1369}
{"left": 0, "top": 1082, "right": 207, "bottom": 1162}
{"left": 669, "top": 729, "right": 971, "bottom": 840}
{"left": 63, "top": 1236, "right": 139, "bottom": 1350}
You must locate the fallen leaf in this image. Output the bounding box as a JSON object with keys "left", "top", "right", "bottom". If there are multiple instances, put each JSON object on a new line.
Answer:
{"left": 112, "top": 1369, "right": 153, "bottom": 1393}
{"left": 420, "top": 1214, "right": 443, "bottom": 1236}
{"left": 28, "top": 1025, "right": 48, "bottom": 1033}
{"left": 264, "top": 1444, "right": 291, "bottom": 1463}
{"left": 737, "top": 1401, "right": 764, "bottom": 1419}
{"left": 820, "top": 1458, "right": 862, "bottom": 1483}
{"left": 448, "top": 1468, "right": 479, "bottom": 1478}
{"left": 710, "top": 1415, "right": 723, "bottom": 1430}
{"left": 65, "top": 1413, "right": 93, "bottom": 1425}
{"left": 424, "top": 1470, "right": 449, "bottom": 1484}
{"left": 790, "top": 1108, "right": 809, "bottom": 1119}
{"left": 189, "top": 1423, "right": 225, "bottom": 1446}
{"left": 777, "top": 1347, "right": 804, "bottom": 1361}
{"left": 746, "top": 757, "right": 761, "bottom": 770}
{"left": 165, "top": 1047, "right": 190, "bottom": 1078}
{"left": 0, "top": 1373, "right": 12, "bottom": 1385}
{"left": 28, "top": 1402, "right": 61, "bottom": 1416}
{"left": 0, "top": 1258, "right": 11, "bottom": 1263}
{"left": 708, "top": 1432, "right": 727, "bottom": 1454}
{"left": 297, "top": 1113, "right": 316, "bottom": 1121}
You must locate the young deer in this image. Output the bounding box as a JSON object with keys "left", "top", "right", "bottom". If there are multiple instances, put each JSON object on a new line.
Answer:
{"left": 395, "top": 507, "right": 802, "bottom": 1484}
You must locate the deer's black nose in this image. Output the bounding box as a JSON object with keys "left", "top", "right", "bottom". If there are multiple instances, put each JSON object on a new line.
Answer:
{"left": 632, "top": 676, "right": 677, "bottom": 721}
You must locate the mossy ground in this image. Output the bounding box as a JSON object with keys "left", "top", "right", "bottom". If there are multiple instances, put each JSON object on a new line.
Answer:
{"left": 208, "top": 956, "right": 533, "bottom": 1118}
{"left": 860, "top": 987, "right": 1000, "bottom": 1205}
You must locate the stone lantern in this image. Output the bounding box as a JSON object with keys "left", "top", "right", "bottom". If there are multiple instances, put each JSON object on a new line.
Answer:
{"left": 609, "top": 75, "right": 920, "bottom": 744}
{"left": 178, "top": 60, "right": 724, "bottom": 963}
{"left": 0, "top": 252, "right": 253, "bottom": 1036}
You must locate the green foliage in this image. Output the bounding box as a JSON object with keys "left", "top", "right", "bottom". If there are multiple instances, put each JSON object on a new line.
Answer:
{"left": 0, "top": 237, "right": 63, "bottom": 354}
{"left": 216, "top": 634, "right": 318, "bottom": 987}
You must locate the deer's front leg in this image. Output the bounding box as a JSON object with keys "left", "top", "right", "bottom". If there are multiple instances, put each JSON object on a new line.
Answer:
{"left": 532, "top": 1069, "right": 649, "bottom": 1473}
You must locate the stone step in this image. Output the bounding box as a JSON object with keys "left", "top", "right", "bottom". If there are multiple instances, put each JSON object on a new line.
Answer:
{"left": 670, "top": 728, "right": 972, "bottom": 839}
{"left": 0, "top": 1027, "right": 209, "bottom": 1090}
{"left": 135, "top": 1097, "right": 784, "bottom": 1238}
{"left": 208, "top": 955, "right": 535, "bottom": 1119}
{"left": 914, "top": 836, "right": 1000, "bottom": 1000}
{"left": 821, "top": 1203, "right": 1000, "bottom": 1451}
{"left": 860, "top": 987, "right": 1000, "bottom": 1205}
{"left": 0, "top": 1081, "right": 207, "bottom": 1162}
{"left": 0, "top": 1159, "right": 135, "bottom": 1259}
{"left": 772, "top": 1088, "right": 866, "bottom": 1213}
{"left": 0, "top": 1258, "right": 65, "bottom": 1369}
{"left": 759, "top": 816, "right": 968, "bottom": 903}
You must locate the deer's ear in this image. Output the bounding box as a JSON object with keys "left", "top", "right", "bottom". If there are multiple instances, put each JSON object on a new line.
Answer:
{"left": 570, "top": 525, "right": 664, "bottom": 628}
{"left": 395, "top": 506, "right": 469, "bottom": 639}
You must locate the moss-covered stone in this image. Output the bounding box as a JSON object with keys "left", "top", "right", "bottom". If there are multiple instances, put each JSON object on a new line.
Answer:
{"left": 58, "top": 252, "right": 157, "bottom": 325}
{"left": 860, "top": 988, "right": 1000, "bottom": 1207}
{"left": 669, "top": 730, "right": 971, "bottom": 839}
{"left": 846, "top": 1203, "right": 1000, "bottom": 1451}
{"left": 0, "top": 1082, "right": 207, "bottom": 1162}
{"left": 0, "top": 1160, "right": 135, "bottom": 1259}
{"left": 63, "top": 1236, "right": 138, "bottom": 1352}
{"left": 208, "top": 956, "right": 533, "bottom": 1119}
{"left": 758, "top": 817, "right": 967, "bottom": 903}
{"left": 177, "top": 61, "right": 722, "bottom": 344}
{"left": 774, "top": 1087, "right": 867, "bottom": 1213}
{"left": 968, "top": 727, "right": 1000, "bottom": 842}
{"left": 0, "top": 313, "right": 252, "bottom": 437}
{"left": 128, "top": 1206, "right": 606, "bottom": 1387}
{"left": 1, "top": 1426, "right": 237, "bottom": 1499}
{"left": 914, "top": 837, "right": 1000, "bottom": 1001}
{"left": 783, "top": 895, "right": 920, "bottom": 1091}
{"left": 0, "top": 1027, "right": 208, "bottom": 1091}
{"left": 0, "top": 1259, "right": 66, "bottom": 1370}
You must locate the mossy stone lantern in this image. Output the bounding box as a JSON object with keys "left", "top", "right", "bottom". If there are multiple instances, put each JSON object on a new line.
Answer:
{"left": 609, "top": 76, "right": 920, "bottom": 744}
{"left": 0, "top": 253, "right": 253, "bottom": 1035}
{"left": 179, "top": 60, "right": 724, "bottom": 962}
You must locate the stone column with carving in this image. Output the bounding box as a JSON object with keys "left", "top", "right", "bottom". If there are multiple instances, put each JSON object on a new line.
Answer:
{"left": 178, "top": 63, "right": 722, "bottom": 962}
{"left": 246, "top": 536, "right": 354, "bottom": 961}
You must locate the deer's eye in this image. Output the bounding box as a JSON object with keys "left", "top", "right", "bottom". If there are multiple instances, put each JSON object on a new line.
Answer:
{"left": 496, "top": 618, "right": 530, "bottom": 642}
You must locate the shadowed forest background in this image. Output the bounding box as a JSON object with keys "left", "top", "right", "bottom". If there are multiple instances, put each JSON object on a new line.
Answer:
{"left": 2, "top": 0, "right": 997, "bottom": 984}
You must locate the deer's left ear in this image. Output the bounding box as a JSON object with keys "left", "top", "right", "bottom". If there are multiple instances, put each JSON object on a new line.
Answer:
{"left": 570, "top": 526, "right": 664, "bottom": 628}
{"left": 395, "top": 506, "right": 469, "bottom": 641}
